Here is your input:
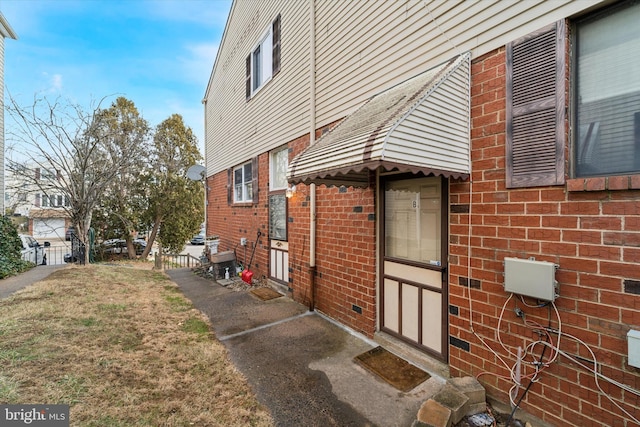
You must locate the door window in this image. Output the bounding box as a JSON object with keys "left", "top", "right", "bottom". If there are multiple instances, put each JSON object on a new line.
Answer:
{"left": 385, "top": 177, "right": 441, "bottom": 265}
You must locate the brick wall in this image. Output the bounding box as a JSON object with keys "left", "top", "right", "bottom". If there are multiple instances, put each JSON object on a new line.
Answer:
{"left": 206, "top": 154, "right": 269, "bottom": 278}
{"left": 449, "top": 48, "right": 640, "bottom": 426}
{"left": 207, "top": 130, "right": 379, "bottom": 337}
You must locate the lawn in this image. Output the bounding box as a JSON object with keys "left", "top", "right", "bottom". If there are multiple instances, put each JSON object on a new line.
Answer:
{"left": 0, "top": 264, "right": 273, "bottom": 426}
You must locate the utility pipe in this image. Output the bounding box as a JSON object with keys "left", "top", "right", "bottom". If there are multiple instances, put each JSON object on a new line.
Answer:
{"left": 309, "top": 0, "right": 317, "bottom": 311}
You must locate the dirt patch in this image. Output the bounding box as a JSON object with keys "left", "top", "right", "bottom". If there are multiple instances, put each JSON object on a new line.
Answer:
{"left": 250, "top": 287, "right": 282, "bottom": 301}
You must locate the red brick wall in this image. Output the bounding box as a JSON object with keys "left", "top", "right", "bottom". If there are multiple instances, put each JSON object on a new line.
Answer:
{"left": 207, "top": 130, "right": 378, "bottom": 337}
{"left": 206, "top": 154, "right": 269, "bottom": 278}
{"left": 449, "top": 47, "right": 640, "bottom": 426}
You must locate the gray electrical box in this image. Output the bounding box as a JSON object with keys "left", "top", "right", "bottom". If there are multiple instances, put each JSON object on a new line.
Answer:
{"left": 504, "top": 257, "right": 558, "bottom": 301}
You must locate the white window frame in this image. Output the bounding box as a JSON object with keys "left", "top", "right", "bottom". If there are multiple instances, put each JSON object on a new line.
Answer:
{"left": 250, "top": 28, "right": 273, "bottom": 96}
{"left": 233, "top": 162, "right": 253, "bottom": 203}
{"left": 269, "top": 146, "right": 288, "bottom": 191}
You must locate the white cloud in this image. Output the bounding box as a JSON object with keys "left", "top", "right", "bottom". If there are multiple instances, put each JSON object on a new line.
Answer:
{"left": 50, "top": 74, "right": 63, "bottom": 92}
{"left": 179, "top": 42, "right": 220, "bottom": 87}
{"left": 38, "top": 72, "right": 63, "bottom": 94}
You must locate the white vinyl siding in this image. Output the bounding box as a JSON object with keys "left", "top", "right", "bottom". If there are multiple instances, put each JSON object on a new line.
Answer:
{"left": 384, "top": 57, "right": 470, "bottom": 174}
{"left": 205, "top": 0, "right": 310, "bottom": 176}
{"left": 314, "top": 0, "right": 600, "bottom": 131}
{"left": 205, "top": 0, "right": 604, "bottom": 177}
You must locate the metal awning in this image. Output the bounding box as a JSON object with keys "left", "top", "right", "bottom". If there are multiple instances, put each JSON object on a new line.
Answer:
{"left": 288, "top": 53, "right": 471, "bottom": 187}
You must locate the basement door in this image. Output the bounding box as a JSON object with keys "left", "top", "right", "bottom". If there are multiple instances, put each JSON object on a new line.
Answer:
{"left": 381, "top": 176, "right": 448, "bottom": 361}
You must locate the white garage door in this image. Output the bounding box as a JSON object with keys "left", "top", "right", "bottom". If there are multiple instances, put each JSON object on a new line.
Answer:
{"left": 33, "top": 218, "right": 65, "bottom": 239}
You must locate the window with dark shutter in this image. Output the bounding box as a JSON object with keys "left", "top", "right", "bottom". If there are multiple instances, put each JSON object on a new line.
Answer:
{"left": 506, "top": 20, "right": 566, "bottom": 188}
{"left": 245, "top": 55, "right": 251, "bottom": 101}
{"left": 246, "top": 15, "right": 281, "bottom": 100}
{"left": 272, "top": 14, "right": 281, "bottom": 76}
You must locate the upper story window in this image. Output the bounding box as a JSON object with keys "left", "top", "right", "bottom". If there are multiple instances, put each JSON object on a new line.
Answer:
{"left": 234, "top": 162, "right": 253, "bottom": 203}
{"left": 574, "top": 1, "right": 640, "bottom": 177}
{"left": 36, "top": 168, "right": 58, "bottom": 181}
{"left": 246, "top": 14, "right": 281, "bottom": 100}
{"left": 39, "top": 194, "right": 69, "bottom": 208}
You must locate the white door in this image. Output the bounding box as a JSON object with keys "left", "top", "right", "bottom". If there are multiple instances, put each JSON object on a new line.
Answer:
{"left": 33, "top": 218, "right": 65, "bottom": 239}
{"left": 381, "top": 176, "right": 448, "bottom": 361}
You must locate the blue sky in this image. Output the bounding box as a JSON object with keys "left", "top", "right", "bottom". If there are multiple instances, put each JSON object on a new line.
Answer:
{"left": 1, "top": 0, "right": 232, "bottom": 155}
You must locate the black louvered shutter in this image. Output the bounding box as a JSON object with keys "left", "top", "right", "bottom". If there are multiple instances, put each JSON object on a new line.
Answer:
{"left": 251, "top": 157, "right": 259, "bottom": 204}
{"left": 506, "top": 20, "right": 566, "bottom": 188}
{"left": 245, "top": 55, "right": 251, "bottom": 100}
{"left": 272, "top": 14, "right": 281, "bottom": 76}
{"left": 227, "top": 168, "right": 233, "bottom": 205}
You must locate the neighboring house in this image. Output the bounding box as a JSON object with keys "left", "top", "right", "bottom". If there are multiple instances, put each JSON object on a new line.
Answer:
{"left": 203, "top": 1, "right": 640, "bottom": 425}
{"left": 0, "top": 13, "right": 17, "bottom": 215}
{"left": 5, "top": 164, "right": 71, "bottom": 239}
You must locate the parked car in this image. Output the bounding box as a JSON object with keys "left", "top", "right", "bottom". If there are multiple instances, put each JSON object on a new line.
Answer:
{"left": 102, "top": 239, "right": 146, "bottom": 256}
{"left": 19, "top": 234, "right": 50, "bottom": 265}
{"left": 190, "top": 232, "right": 206, "bottom": 245}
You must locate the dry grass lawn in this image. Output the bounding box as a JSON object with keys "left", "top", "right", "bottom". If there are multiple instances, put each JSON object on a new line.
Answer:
{"left": 0, "top": 264, "right": 273, "bottom": 426}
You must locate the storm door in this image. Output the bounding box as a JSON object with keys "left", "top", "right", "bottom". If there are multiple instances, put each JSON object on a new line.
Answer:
{"left": 269, "top": 146, "right": 289, "bottom": 285}
{"left": 381, "top": 176, "right": 448, "bottom": 361}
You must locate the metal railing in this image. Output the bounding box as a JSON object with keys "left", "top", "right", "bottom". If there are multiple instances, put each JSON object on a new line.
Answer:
{"left": 156, "top": 253, "right": 203, "bottom": 270}
{"left": 43, "top": 246, "right": 69, "bottom": 265}
{"left": 68, "top": 233, "right": 87, "bottom": 265}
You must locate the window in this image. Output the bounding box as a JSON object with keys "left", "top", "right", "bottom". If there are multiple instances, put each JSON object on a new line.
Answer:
{"left": 269, "top": 194, "right": 287, "bottom": 240}
{"left": 385, "top": 177, "right": 442, "bottom": 264}
{"left": 246, "top": 14, "right": 281, "bottom": 100}
{"left": 270, "top": 146, "right": 288, "bottom": 191}
{"left": 574, "top": 1, "right": 640, "bottom": 177}
{"left": 233, "top": 162, "right": 253, "bottom": 203}
{"left": 269, "top": 146, "right": 288, "bottom": 240}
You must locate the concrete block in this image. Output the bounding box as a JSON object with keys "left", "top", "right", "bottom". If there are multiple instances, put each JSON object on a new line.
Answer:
{"left": 466, "top": 401, "right": 488, "bottom": 417}
{"left": 448, "top": 376, "right": 486, "bottom": 405}
{"left": 416, "top": 399, "right": 452, "bottom": 427}
{"left": 432, "top": 384, "right": 469, "bottom": 425}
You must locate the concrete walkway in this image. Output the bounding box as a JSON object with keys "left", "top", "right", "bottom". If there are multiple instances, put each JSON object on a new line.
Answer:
{"left": 0, "top": 264, "right": 64, "bottom": 299}
{"left": 167, "top": 268, "right": 446, "bottom": 427}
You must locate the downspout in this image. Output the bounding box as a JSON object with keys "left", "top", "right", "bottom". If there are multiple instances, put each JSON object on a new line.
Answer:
{"left": 309, "top": 0, "right": 317, "bottom": 311}
{"left": 202, "top": 99, "right": 208, "bottom": 237}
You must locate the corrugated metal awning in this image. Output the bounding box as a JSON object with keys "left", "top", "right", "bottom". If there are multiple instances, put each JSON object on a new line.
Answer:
{"left": 288, "top": 53, "right": 471, "bottom": 188}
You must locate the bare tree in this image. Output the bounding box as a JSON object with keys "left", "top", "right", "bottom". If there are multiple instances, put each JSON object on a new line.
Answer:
{"left": 5, "top": 94, "right": 142, "bottom": 264}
